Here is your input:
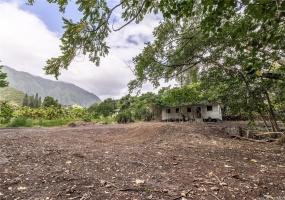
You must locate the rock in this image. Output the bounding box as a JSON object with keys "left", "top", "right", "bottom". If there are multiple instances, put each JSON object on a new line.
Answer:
{"left": 68, "top": 122, "right": 76, "bottom": 127}
{"left": 97, "top": 122, "right": 107, "bottom": 125}
{"left": 219, "top": 182, "right": 228, "bottom": 187}
{"left": 162, "top": 189, "right": 168, "bottom": 193}
{"left": 210, "top": 186, "right": 219, "bottom": 191}
{"left": 17, "top": 186, "right": 27, "bottom": 191}
{"left": 232, "top": 174, "right": 240, "bottom": 179}
{"left": 100, "top": 180, "right": 106, "bottom": 186}
{"left": 135, "top": 179, "right": 145, "bottom": 184}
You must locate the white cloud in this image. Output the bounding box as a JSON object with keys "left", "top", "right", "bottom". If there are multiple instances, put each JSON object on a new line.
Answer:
{"left": 0, "top": 1, "right": 61, "bottom": 78}
{"left": 0, "top": 1, "right": 174, "bottom": 101}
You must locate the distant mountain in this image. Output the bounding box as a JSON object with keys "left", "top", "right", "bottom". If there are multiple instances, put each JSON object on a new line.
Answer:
{"left": 1, "top": 66, "right": 101, "bottom": 107}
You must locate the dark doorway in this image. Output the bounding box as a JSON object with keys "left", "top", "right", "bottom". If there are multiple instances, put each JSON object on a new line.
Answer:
{"left": 196, "top": 107, "right": 202, "bottom": 118}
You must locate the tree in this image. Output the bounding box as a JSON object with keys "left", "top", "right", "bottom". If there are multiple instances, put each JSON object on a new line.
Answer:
{"left": 26, "top": 0, "right": 284, "bottom": 80}
{"left": 133, "top": 92, "right": 160, "bottom": 121}
{"left": 29, "top": 95, "right": 35, "bottom": 108}
{"left": 0, "top": 101, "right": 14, "bottom": 123}
{"left": 22, "top": 93, "right": 42, "bottom": 108}
{"left": 34, "top": 93, "right": 39, "bottom": 108}
{"left": 38, "top": 97, "right": 42, "bottom": 107}
{"left": 0, "top": 65, "right": 8, "bottom": 87}
{"left": 22, "top": 94, "right": 29, "bottom": 107}
{"left": 88, "top": 98, "right": 116, "bottom": 118}
{"left": 127, "top": 3, "right": 284, "bottom": 130}
{"left": 42, "top": 96, "right": 61, "bottom": 108}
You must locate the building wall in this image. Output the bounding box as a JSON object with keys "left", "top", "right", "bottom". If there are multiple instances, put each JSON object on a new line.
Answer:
{"left": 161, "top": 104, "right": 222, "bottom": 121}
{"left": 201, "top": 104, "right": 222, "bottom": 120}
{"left": 161, "top": 107, "right": 182, "bottom": 121}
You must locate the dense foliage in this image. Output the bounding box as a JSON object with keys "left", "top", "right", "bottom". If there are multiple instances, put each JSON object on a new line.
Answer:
{"left": 42, "top": 96, "right": 61, "bottom": 108}
{"left": 22, "top": 93, "right": 42, "bottom": 108}
{"left": 0, "top": 101, "right": 13, "bottom": 123}
{"left": 26, "top": 0, "right": 284, "bottom": 79}
{"left": 88, "top": 98, "right": 116, "bottom": 118}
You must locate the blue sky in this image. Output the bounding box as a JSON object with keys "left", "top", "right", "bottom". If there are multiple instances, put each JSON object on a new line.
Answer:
{"left": 0, "top": 0, "right": 173, "bottom": 100}
{"left": 19, "top": 0, "right": 81, "bottom": 33}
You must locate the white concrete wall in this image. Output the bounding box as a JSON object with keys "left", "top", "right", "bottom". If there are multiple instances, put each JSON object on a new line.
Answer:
{"left": 161, "top": 107, "right": 182, "bottom": 121}
{"left": 161, "top": 106, "right": 195, "bottom": 121}
{"left": 201, "top": 104, "right": 222, "bottom": 120}
{"left": 161, "top": 104, "right": 222, "bottom": 121}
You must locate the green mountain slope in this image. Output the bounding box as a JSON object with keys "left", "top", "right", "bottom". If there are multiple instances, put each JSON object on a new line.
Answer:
{"left": 1, "top": 66, "right": 101, "bottom": 107}
{"left": 0, "top": 87, "right": 26, "bottom": 106}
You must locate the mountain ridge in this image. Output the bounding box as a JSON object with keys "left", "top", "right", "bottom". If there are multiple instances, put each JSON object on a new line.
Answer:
{"left": 1, "top": 66, "right": 101, "bottom": 107}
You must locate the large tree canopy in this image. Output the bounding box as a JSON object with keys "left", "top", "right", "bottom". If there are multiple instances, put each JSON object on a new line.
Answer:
{"left": 129, "top": 0, "right": 285, "bottom": 88}
{"left": 27, "top": 0, "right": 284, "bottom": 79}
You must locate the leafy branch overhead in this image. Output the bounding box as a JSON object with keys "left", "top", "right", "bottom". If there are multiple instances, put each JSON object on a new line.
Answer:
{"left": 27, "top": 0, "right": 158, "bottom": 78}
{"left": 27, "top": 0, "right": 284, "bottom": 80}
{"left": 131, "top": 1, "right": 285, "bottom": 87}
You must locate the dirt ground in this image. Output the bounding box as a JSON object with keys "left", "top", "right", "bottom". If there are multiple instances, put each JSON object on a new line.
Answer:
{"left": 0, "top": 122, "right": 284, "bottom": 200}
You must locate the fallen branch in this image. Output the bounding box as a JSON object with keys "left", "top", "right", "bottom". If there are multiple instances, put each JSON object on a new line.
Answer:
{"left": 118, "top": 187, "right": 145, "bottom": 192}
{"left": 255, "top": 132, "right": 284, "bottom": 138}
{"left": 230, "top": 135, "right": 270, "bottom": 143}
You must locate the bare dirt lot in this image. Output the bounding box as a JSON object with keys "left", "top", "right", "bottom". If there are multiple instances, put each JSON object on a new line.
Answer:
{"left": 0, "top": 122, "right": 284, "bottom": 200}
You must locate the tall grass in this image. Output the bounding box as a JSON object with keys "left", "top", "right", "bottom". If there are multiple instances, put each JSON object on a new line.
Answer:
{"left": 7, "top": 117, "right": 33, "bottom": 127}
{"left": 5, "top": 117, "right": 78, "bottom": 127}
{"left": 4, "top": 116, "right": 116, "bottom": 128}
{"left": 93, "top": 116, "right": 116, "bottom": 124}
{"left": 33, "top": 118, "right": 78, "bottom": 127}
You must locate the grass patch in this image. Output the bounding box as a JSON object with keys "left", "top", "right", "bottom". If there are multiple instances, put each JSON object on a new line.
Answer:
{"left": 5, "top": 118, "right": 79, "bottom": 127}
{"left": 93, "top": 116, "right": 116, "bottom": 124}
{"left": 34, "top": 118, "right": 78, "bottom": 127}
{"left": 3, "top": 117, "right": 116, "bottom": 128}
{"left": 7, "top": 117, "right": 33, "bottom": 127}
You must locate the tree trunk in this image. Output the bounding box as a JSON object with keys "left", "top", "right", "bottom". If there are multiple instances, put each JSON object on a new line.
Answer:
{"left": 261, "top": 77, "right": 280, "bottom": 132}
{"left": 258, "top": 111, "right": 270, "bottom": 132}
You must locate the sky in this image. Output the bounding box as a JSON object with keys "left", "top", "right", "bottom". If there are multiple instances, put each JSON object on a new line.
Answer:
{"left": 0, "top": 0, "right": 174, "bottom": 100}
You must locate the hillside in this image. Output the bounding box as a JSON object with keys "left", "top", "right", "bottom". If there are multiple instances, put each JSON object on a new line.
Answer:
{"left": 0, "top": 87, "right": 25, "bottom": 106}
{"left": 1, "top": 66, "right": 101, "bottom": 107}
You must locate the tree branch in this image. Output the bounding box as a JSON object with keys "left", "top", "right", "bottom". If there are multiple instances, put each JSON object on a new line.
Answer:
{"left": 112, "top": 0, "right": 146, "bottom": 31}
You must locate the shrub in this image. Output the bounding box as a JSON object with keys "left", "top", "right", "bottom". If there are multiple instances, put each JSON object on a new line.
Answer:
{"left": 116, "top": 110, "right": 134, "bottom": 124}
{"left": 82, "top": 114, "right": 92, "bottom": 122}
{"left": 8, "top": 116, "right": 32, "bottom": 127}
{"left": 0, "top": 101, "right": 14, "bottom": 123}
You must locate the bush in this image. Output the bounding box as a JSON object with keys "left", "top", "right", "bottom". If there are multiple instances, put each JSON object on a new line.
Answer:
{"left": 116, "top": 110, "right": 134, "bottom": 124}
{"left": 0, "top": 101, "right": 14, "bottom": 123}
{"left": 82, "top": 114, "right": 92, "bottom": 122}
{"left": 8, "top": 116, "right": 32, "bottom": 127}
